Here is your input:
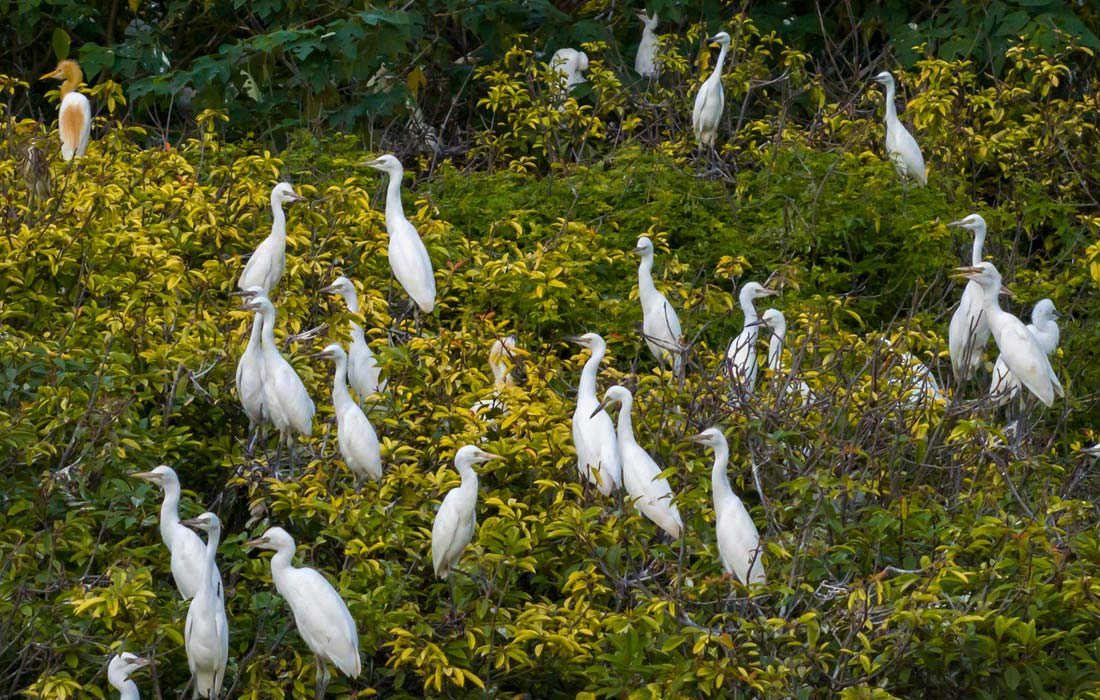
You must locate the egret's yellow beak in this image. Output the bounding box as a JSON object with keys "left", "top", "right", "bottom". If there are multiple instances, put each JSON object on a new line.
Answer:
{"left": 39, "top": 68, "right": 62, "bottom": 81}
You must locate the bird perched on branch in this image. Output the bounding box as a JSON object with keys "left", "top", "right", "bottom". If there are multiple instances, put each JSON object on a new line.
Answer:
{"left": 566, "top": 333, "right": 622, "bottom": 495}
{"left": 320, "top": 276, "right": 384, "bottom": 401}
{"left": 692, "top": 31, "right": 731, "bottom": 151}
{"left": 237, "top": 183, "right": 305, "bottom": 295}
{"left": 107, "top": 652, "right": 153, "bottom": 700}
{"left": 990, "top": 298, "right": 1060, "bottom": 406}
{"left": 432, "top": 446, "right": 504, "bottom": 579}
{"left": 635, "top": 12, "right": 660, "bottom": 78}
{"left": 947, "top": 214, "right": 991, "bottom": 383}
{"left": 40, "top": 60, "right": 91, "bottom": 160}
{"left": 634, "top": 237, "right": 683, "bottom": 375}
{"left": 870, "top": 71, "right": 926, "bottom": 186}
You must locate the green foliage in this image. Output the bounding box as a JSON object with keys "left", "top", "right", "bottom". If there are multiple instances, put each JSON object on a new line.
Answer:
{"left": 2, "top": 27, "right": 1100, "bottom": 700}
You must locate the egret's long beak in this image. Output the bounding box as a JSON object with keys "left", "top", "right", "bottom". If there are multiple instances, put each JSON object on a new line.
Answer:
{"left": 590, "top": 398, "right": 613, "bottom": 419}
{"left": 319, "top": 283, "right": 341, "bottom": 294}
{"left": 288, "top": 324, "right": 327, "bottom": 343}
{"left": 238, "top": 300, "right": 259, "bottom": 312}
{"left": 564, "top": 336, "right": 585, "bottom": 345}
{"left": 179, "top": 517, "right": 206, "bottom": 528}
{"left": 707, "top": 34, "right": 723, "bottom": 44}
{"left": 950, "top": 265, "right": 980, "bottom": 280}
{"left": 686, "top": 432, "right": 709, "bottom": 444}
{"left": 309, "top": 350, "right": 334, "bottom": 360}
{"left": 131, "top": 471, "right": 157, "bottom": 481}
{"left": 131, "top": 656, "right": 154, "bottom": 670}
{"left": 1078, "top": 444, "right": 1100, "bottom": 457}
{"left": 946, "top": 219, "right": 968, "bottom": 228}
{"left": 359, "top": 158, "right": 384, "bottom": 169}
{"left": 632, "top": 246, "right": 648, "bottom": 255}
{"left": 288, "top": 192, "right": 305, "bottom": 202}
{"left": 637, "top": 11, "right": 650, "bottom": 22}
{"left": 229, "top": 289, "right": 258, "bottom": 298}
{"left": 39, "top": 69, "right": 61, "bottom": 81}
{"left": 243, "top": 537, "right": 268, "bottom": 549}
{"left": 760, "top": 288, "right": 779, "bottom": 297}
{"left": 482, "top": 452, "right": 505, "bottom": 461}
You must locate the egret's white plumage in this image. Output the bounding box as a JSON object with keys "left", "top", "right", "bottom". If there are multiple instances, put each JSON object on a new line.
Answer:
{"left": 131, "top": 465, "right": 222, "bottom": 601}
{"left": 954, "top": 262, "right": 1062, "bottom": 406}
{"left": 471, "top": 336, "right": 528, "bottom": 419}
{"left": 635, "top": 12, "right": 660, "bottom": 78}
{"left": 317, "top": 343, "right": 382, "bottom": 484}
{"left": 237, "top": 183, "right": 304, "bottom": 295}
{"left": 235, "top": 286, "right": 267, "bottom": 431}
{"left": 634, "top": 237, "right": 683, "bottom": 374}
{"left": 990, "top": 299, "right": 1060, "bottom": 405}
{"left": 595, "top": 385, "right": 682, "bottom": 538}
{"left": 761, "top": 308, "right": 813, "bottom": 401}
{"left": 566, "top": 334, "right": 623, "bottom": 495}
{"left": 320, "top": 276, "right": 384, "bottom": 399}
{"left": 366, "top": 155, "right": 436, "bottom": 314}
{"left": 431, "top": 446, "right": 503, "bottom": 578}
{"left": 239, "top": 292, "right": 315, "bottom": 446}
{"left": 40, "top": 60, "right": 91, "bottom": 160}
{"left": 871, "top": 71, "right": 926, "bottom": 186}
{"left": 882, "top": 338, "right": 945, "bottom": 406}
{"left": 692, "top": 31, "right": 731, "bottom": 150}
{"left": 181, "top": 513, "right": 229, "bottom": 700}
{"left": 246, "top": 527, "right": 360, "bottom": 699}
{"left": 947, "top": 214, "right": 991, "bottom": 382}
{"left": 107, "top": 652, "right": 152, "bottom": 700}
{"left": 725, "top": 282, "right": 778, "bottom": 396}
{"left": 689, "top": 428, "right": 765, "bottom": 585}
{"left": 551, "top": 48, "right": 590, "bottom": 93}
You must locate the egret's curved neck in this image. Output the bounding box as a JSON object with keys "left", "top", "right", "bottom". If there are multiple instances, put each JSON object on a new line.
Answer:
{"left": 61, "top": 75, "right": 81, "bottom": 97}
{"left": 882, "top": 81, "right": 898, "bottom": 124}
{"left": 578, "top": 344, "right": 606, "bottom": 402}
{"left": 159, "top": 482, "right": 181, "bottom": 544}
{"left": 489, "top": 354, "right": 509, "bottom": 387}
{"left": 637, "top": 254, "right": 657, "bottom": 301}
{"left": 767, "top": 328, "right": 784, "bottom": 372}
{"left": 613, "top": 396, "right": 636, "bottom": 447}
{"left": 199, "top": 525, "right": 221, "bottom": 598}
{"left": 710, "top": 442, "right": 734, "bottom": 512}
{"left": 740, "top": 293, "right": 759, "bottom": 325}
{"left": 116, "top": 680, "right": 140, "bottom": 700}
{"left": 269, "top": 544, "right": 296, "bottom": 587}
{"left": 711, "top": 44, "right": 729, "bottom": 82}
{"left": 384, "top": 170, "right": 407, "bottom": 229}
{"left": 349, "top": 321, "right": 366, "bottom": 344}
{"left": 341, "top": 288, "right": 360, "bottom": 314}
{"left": 978, "top": 282, "right": 1005, "bottom": 318}
{"left": 258, "top": 307, "right": 279, "bottom": 357}
{"left": 248, "top": 312, "right": 264, "bottom": 348}
{"left": 456, "top": 460, "right": 479, "bottom": 490}
{"left": 270, "top": 198, "right": 287, "bottom": 238}
{"left": 971, "top": 228, "right": 986, "bottom": 266}
{"left": 331, "top": 355, "right": 353, "bottom": 409}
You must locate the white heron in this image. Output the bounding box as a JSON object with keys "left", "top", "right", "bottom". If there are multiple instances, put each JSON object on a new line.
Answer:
{"left": 180, "top": 513, "right": 229, "bottom": 700}
{"left": 882, "top": 338, "right": 945, "bottom": 406}
{"left": 131, "top": 465, "right": 222, "bottom": 600}
{"left": 635, "top": 12, "right": 660, "bottom": 78}
{"left": 245, "top": 527, "right": 361, "bottom": 699}
{"left": 431, "top": 446, "right": 504, "bottom": 578}
{"left": 239, "top": 292, "right": 315, "bottom": 452}
{"left": 40, "top": 60, "right": 91, "bottom": 160}
{"left": 870, "top": 71, "right": 927, "bottom": 186}
{"left": 760, "top": 308, "right": 813, "bottom": 401}
{"left": 947, "top": 214, "right": 991, "bottom": 382}
{"left": 953, "top": 262, "right": 1062, "bottom": 406}
{"left": 594, "top": 385, "right": 682, "bottom": 538}
{"left": 237, "top": 183, "right": 305, "bottom": 295}
{"left": 235, "top": 286, "right": 267, "bottom": 448}
{"left": 990, "top": 298, "right": 1060, "bottom": 405}
{"left": 725, "top": 282, "right": 778, "bottom": 397}
{"left": 107, "top": 652, "right": 152, "bottom": 700}
{"left": 364, "top": 155, "right": 436, "bottom": 315}
{"left": 316, "top": 343, "right": 382, "bottom": 485}
{"left": 688, "top": 428, "right": 765, "bottom": 585}
{"left": 551, "top": 48, "right": 590, "bottom": 94}
{"left": 320, "top": 276, "right": 384, "bottom": 400}
{"left": 565, "top": 333, "right": 623, "bottom": 495}
{"left": 634, "top": 237, "right": 684, "bottom": 374}
{"left": 692, "top": 31, "right": 731, "bottom": 151}
{"left": 471, "top": 336, "right": 529, "bottom": 419}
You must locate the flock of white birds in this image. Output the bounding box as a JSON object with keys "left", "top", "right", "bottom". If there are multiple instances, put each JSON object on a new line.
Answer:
{"left": 37, "top": 18, "right": 1073, "bottom": 700}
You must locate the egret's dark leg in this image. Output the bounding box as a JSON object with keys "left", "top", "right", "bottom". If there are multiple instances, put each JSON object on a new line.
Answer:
{"left": 314, "top": 656, "right": 331, "bottom": 699}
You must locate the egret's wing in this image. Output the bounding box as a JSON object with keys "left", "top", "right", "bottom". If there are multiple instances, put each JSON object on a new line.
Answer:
{"left": 283, "top": 567, "right": 361, "bottom": 676}
{"left": 996, "top": 321, "right": 1056, "bottom": 406}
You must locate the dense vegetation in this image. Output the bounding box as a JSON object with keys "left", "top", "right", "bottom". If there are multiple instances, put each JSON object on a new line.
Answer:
{"left": 3, "top": 2, "right": 1100, "bottom": 699}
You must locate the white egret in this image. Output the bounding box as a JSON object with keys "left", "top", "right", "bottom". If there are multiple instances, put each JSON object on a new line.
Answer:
{"left": 235, "top": 286, "right": 267, "bottom": 447}
{"left": 316, "top": 343, "right": 382, "bottom": 485}
{"left": 760, "top": 308, "right": 813, "bottom": 401}
{"left": 594, "top": 385, "right": 682, "bottom": 538}
{"left": 565, "top": 333, "right": 623, "bottom": 495}
{"left": 180, "top": 513, "right": 229, "bottom": 700}
{"left": 947, "top": 214, "right": 991, "bottom": 382}
{"left": 990, "top": 299, "right": 1060, "bottom": 405}
{"left": 431, "top": 446, "right": 504, "bottom": 578}
{"left": 635, "top": 12, "right": 660, "bottom": 78}
{"left": 320, "top": 276, "right": 384, "bottom": 400}
{"left": 882, "top": 338, "right": 945, "bottom": 406}
{"left": 40, "top": 60, "right": 91, "bottom": 160}
{"left": 237, "top": 183, "right": 305, "bottom": 295}
{"left": 131, "top": 465, "right": 222, "bottom": 600}
{"left": 365, "top": 155, "right": 436, "bottom": 314}
{"left": 725, "top": 282, "right": 778, "bottom": 397}
{"left": 239, "top": 292, "right": 315, "bottom": 452}
{"left": 634, "top": 237, "right": 684, "bottom": 374}
{"left": 688, "top": 428, "right": 765, "bottom": 585}
{"left": 953, "top": 262, "right": 1062, "bottom": 406}
{"left": 246, "top": 527, "right": 361, "bottom": 699}
{"left": 107, "top": 652, "right": 152, "bottom": 700}
{"left": 692, "top": 31, "right": 731, "bottom": 151}
{"left": 870, "top": 71, "right": 927, "bottom": 186}
{"left": 551, "top": 48, "right": 590, "bottom": 93}
{"left": 471, "top": 336, "right": 529, "bottom": 419}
